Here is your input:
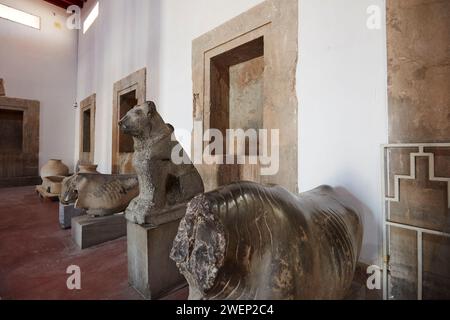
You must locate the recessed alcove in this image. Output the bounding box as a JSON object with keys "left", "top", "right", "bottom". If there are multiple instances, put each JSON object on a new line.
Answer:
{"left": 82, "top": 109, "right": 91, "bottom": 152}
{"left": 118, "top": 90, "right": 138, "bottom": 153}
{"left": 79, "top": 94, "right": 96, "bottom": 164}
{"left": 192, "top": 0, "right": 298, "bottom": 192}
{"left": 0, "top": 97, "right": 40, "bottom": 187}
{"left": 112, "top": 68, "right": 146, "bottom": 174}
{"left": 0, "top": 109, "right": 24, "bottom": 153}
{"left": 210, "top": 37, "right": 264, "bottom": 156}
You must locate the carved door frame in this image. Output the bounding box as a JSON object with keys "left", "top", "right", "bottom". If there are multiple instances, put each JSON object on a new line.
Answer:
{"left": 192, "top": 0, "right": 299, "bottom": 192}
{"left": 79, "top": 93, "right": 96, "bottom": 164}
{"left": 111, "top": 68, "right": 146, "bottom": 174}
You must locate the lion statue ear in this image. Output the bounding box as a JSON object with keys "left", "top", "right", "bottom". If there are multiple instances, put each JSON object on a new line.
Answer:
{"left": 166, "top": 123, "right": 174, "bottom": 132}
{"left": 146, "top": 101, "right": 157, "bottom": 116}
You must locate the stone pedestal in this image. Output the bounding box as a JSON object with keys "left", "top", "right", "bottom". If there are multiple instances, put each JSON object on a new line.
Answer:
{"left": 59, "top": 203, "right": 85, "bottom": 229}
{"left": 127, "top": 205, "right": 187, "bottom": 299}
{"left": 72, "top": 213, "right": 126, "bottom": 249}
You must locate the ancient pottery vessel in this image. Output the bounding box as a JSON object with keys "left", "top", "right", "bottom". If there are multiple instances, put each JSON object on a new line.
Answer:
{"left": 78, "top": 164, "right": 99, "bottom": 174}
{"left": 41, "top": 159, "right": 69, "bottom": 178}
{"left": 42, "top": 176, "right": 65, "bottom": 194}
{"left": 171, "top": 181, "right": 363, "bottom": 300}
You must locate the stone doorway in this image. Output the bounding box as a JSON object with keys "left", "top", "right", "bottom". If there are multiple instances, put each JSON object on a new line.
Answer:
{"left": 111, "top": 68, "right": 146, "bottom": 174}
{"left": 79, "top": 94, "right": 96, "bottom": 164}
{"left": 0, "top": 96, "right": 40, "bottom": 187}
{"left": 192, "top": 0, "right": 298, "bottom": 192}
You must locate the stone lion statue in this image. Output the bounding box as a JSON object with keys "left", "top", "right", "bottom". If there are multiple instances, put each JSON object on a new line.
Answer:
{"left": 119, "top": 101, "right": 204, "bottom": 225}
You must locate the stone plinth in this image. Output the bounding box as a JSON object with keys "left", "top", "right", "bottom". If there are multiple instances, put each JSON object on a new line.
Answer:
{"left": 72, "top": 213, "right": 126, "bottom": 249}
{"left": 127, "top": 205, "right": 187, "bottom": 299}
{"left": 59, "top": 203, "right": 85, "bottom": 229}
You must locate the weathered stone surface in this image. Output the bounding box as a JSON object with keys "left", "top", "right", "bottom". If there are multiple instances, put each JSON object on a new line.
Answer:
{"left": 59, "top": 203, "right": 85, "bottom": 229}
{"left": 60, "top": 173, "right": 139, "bottom": 217}
{"left": 171, "top": 182, "right": 363, "bottom": 300}
{"left": 386, "top": 0, "right": 450, "bottom": 299}
{"left": 127, "top": 206, "right": 187, "bottom": 299}
{"left": 119, "top": 101, "right": 204, "bottom": 225}
{"left": 71, "top": 213, "right": 126, "bottom": 249}
{"left": 387, "top": 0, "right": 450, "bottom": 143}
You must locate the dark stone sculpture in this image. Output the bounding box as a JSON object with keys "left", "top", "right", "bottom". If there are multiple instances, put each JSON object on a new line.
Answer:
{"left": 170, "top": 182, "right": 363, "bottom": 300}
{"left": 119, "top": 101, "right": 204, "bottom": 225}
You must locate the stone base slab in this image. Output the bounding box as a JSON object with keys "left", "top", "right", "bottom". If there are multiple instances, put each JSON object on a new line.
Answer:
{"left": 59, "top": 203, "right": 85, "bottom": 229}
{"left": 72, "top": 213, "right": 126, "bottom": 249}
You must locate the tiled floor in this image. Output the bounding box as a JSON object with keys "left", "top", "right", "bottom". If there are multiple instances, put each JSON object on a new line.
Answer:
{"left": 0, "top": 186, "right": 187, "bottom": 300}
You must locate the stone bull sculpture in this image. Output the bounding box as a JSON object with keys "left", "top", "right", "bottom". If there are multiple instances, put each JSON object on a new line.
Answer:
{"left": 60, "top": 173, "right": 139, "bottom": 217}
{"left": 170, "top": 182, "right": 363, "bottom": 300}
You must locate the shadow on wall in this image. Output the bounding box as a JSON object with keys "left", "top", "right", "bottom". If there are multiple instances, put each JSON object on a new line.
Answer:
{"left": 334, "top": 185, "right": 380, "bottom": 266}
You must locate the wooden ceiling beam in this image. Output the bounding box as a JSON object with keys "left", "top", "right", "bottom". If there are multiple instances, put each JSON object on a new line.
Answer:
{"left": 44, "top": 0, "right": 85, "bottom": 10}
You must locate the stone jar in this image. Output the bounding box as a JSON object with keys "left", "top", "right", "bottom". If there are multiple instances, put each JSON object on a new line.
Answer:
{"left": 40, "top": 159, "right": 69, "bottom": 178}
{"left": 78, "top": 164, "right": 99, "bottom": 174}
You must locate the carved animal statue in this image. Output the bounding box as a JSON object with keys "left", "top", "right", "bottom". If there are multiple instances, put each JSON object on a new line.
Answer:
{"left": 170, "top": 182, "right": 363, "bottom": 300}
{"left": 118, "top": 101, "right": 204, "bottom": 225}
{"left": 60, "top": 173, "right": 139, "bottom": 217}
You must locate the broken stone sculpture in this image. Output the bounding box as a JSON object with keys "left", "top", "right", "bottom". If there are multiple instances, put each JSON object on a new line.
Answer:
{"left": 119, "top": 101, "right": 204, "bottom": 225}
{"left": 170, "top": 182, "right": 363, "bottom": 300}
{"left": 60, "top": 173, "right": 139, "bottom": 217}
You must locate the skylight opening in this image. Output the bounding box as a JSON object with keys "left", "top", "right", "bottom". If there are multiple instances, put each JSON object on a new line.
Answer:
{"left": 0, "top": 3, "right": 40, "bottom": 30}
{"left": 83, "top": 2, "right": 99, "bottom": 34}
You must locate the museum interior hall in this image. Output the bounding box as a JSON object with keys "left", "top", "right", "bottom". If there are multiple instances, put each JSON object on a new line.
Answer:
{"left": 0, "top": 0, "right": 449, "bottom": 301}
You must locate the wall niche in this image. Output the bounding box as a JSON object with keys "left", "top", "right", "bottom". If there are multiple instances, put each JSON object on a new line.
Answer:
{"left": 192, "top": 0, "right": 298, "bottom": 192}
{"left": 0, "top": 109, "right": 24, "bottom": 152}
{"left": 79, "top": 94, "right": 96, "bottom": 164}
{"left": 112, "top": 68, "right": 146, "bottom": 174}
{"left": 210, "top": 37, "right": 264, "bottom": 155}
{"left": 0, "top": 95, "right": 40, "bottom": 188}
